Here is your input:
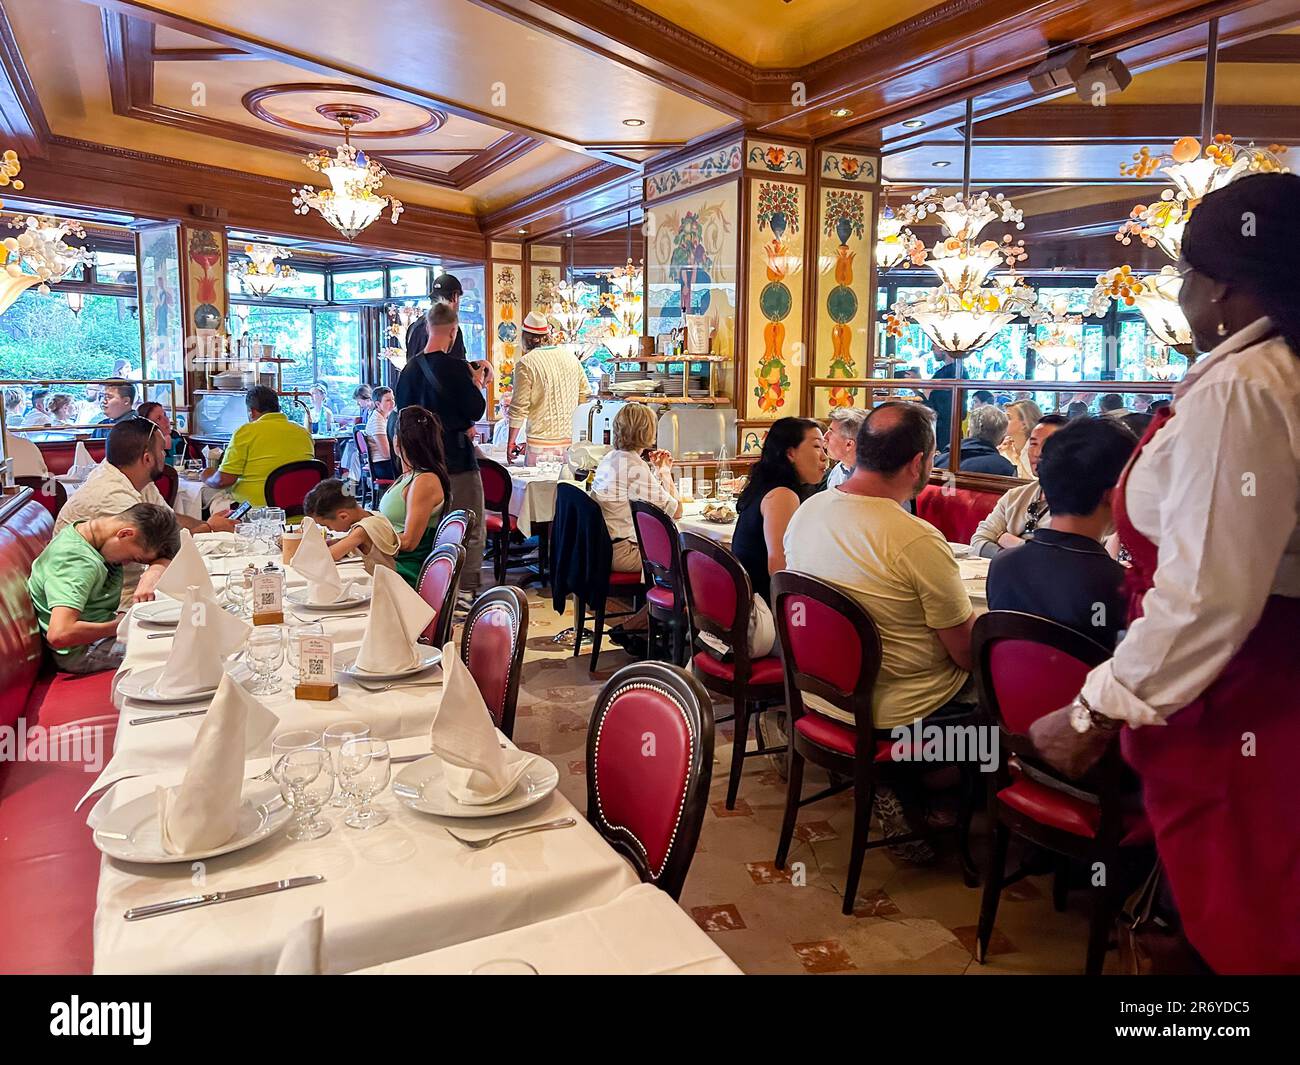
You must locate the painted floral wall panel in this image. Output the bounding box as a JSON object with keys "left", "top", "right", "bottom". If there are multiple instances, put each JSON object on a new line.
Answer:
{"left": 645, "top": 181, "right": 739, "bottom": 369}
{"left": 814, "top": 186, "right": 873, "bottom": 416}
{"left": 745, "top": 179, "right": 805, "bottom": 421}
{"left": 137, "top": 223, "right": 186, "bottom": 410}
{"left": 529, "top": 264, "right": 560, "bottom": 314}
{"left": 491, "top": 262, "right": 521, "bottom": 395}
{"left": 183, "top": 226, "right": 227, "bottom": 360}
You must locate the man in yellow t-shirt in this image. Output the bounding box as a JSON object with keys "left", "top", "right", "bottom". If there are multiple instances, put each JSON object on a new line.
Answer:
{"left": 204, "top": 386, "right": 314, "bottom": 510}
{"left": 784, "top": 402, "right": 975, "bottom": 864}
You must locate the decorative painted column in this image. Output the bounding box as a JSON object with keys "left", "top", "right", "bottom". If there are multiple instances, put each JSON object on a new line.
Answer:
{"left": 487, "top": 240, "right": 523, "bottom": 413}
{"left": 740, "top": 139, "right": 810, "bottom": 451}
{"left": 810, "top": 147, "right": 881, "bottom": 417}
{"left": 135, "top": 222, "right": 188, "bottom": 424}
{"left": 526, "top": 243, "right": 565, "bottom": 317}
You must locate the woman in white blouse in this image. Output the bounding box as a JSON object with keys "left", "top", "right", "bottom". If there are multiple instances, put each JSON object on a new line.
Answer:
{"left": 591, "top": 403, "right": 682, "bottom": 573}
{"left": 1033, "top": 173, "right": 1300, "bottom": 974}
{"left": 997, "top": 399, "right": 1041, "bottom": 479}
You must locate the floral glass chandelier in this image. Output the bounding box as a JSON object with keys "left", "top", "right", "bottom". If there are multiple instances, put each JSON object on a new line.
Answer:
{"left": 885, "top": 188, "right": 1037, "bottom": 356}
{"left": 232, "top": 242, "right": 298, "bottom": 299}
{"left": 545, "top": 277, "right": 595, "bottom": 344}
{"left": 292, "top": 109, "right": 403, "bottom": 241}
{"left": 3, "top": 213, "right": 93, "bottom": 315}
{"left": 874, "top": 203, "right": 919, "bottom": 270}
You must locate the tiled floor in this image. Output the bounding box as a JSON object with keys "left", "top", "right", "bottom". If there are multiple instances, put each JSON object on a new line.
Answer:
{"left": 479, "top": 577, "right": 1111, "bottom": 976}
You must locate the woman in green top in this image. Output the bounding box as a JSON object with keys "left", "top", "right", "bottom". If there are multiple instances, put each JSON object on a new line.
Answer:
{"left": 379, "top": 405, "right": 450, "bottom": 586}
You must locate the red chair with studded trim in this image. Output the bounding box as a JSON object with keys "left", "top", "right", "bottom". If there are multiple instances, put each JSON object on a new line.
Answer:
{"left": 460, "top": 586, "right": 528, "bottom": 740}
{"left": 434, "top": 508, "right": 472, "bottom": 549}
{"left": 771, "top": 570, "right": 981, "bottom": 915}
{"left": 265, "top": 459, "right": 329, "bottom": 520}
{"left": 972, "top": 610, "right": 1152, "bottom": 975}
{"left": 415, "top": 543, "right": 464, "bottom": 649}
{"left": 478, "top": 457, "right": 515, "bottom": 584}
{"left": 151, "top": 463, "right": 179, "bottom": 508}
{"left": 586, "top": 661, "right": 714, "bottom": 899}
{"left": 630, "top": 499, "right": 688, "bottom": 666}
{"left": 679, "top": 531, "right": 786, "bottom": 810}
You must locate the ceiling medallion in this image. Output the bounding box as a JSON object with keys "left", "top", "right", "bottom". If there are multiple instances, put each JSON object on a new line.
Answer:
{"left": 291, "top": 109, "right": 403, "bottom": 241}
{"left": 243, "top": 84, "right": 445, "bottom": 139}
{"left": 232, "top": 242, "right": 299, "bottom": 299}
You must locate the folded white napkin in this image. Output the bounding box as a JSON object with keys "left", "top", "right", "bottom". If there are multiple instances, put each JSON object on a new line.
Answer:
{"left": 155, "top": 584, "right": 250, "bottom": 697}
{"left": 154, "top": 529, "right": 214, "bottom": 600}
{"left": 155, "top": 670, "right": 276, "bottom": 854}
{"left": 290, "top": 518, "right": 344, "bottom": 604}
{"left": 354, "top": 566, "right": 434, "bottom": 674}
{"left": 429, "top": 642, "right": 531, "bottom": 804}
{"left": 72, "top": 440, "right": 95, "bottom": 472}
{"left": 203, "top": 445, "right": 223, "bottom": 467}
{"left": 276, "top": 907, "right": 325, "bottom": 975}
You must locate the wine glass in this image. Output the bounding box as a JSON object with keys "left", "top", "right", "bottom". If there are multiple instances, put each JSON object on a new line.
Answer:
{"left": 224, "top": 570, "right": 250, "bottom": 617}
{"left": 286, "top": 622, "right": 324, "bottom": 676}
{"left": 247, "top": 625, "right": 285, "bottom": 695}
{"left": 323, "top": 720, "right": 370, "bottom": 808}
{"left": 237, "top": 523, "right": 261, "bottom": 557}
{"left": 275, "top": 746, "right": 334, "bottom": 841}
{"left": 337, "top": 737, "right": 391, "bottom": 830}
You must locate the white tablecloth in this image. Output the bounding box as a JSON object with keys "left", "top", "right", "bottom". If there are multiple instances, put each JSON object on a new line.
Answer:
{"left": 63, "top": 472, "right": 203, "bottom": 520}
{"left": 506, "top": 466, "right": 563, "bottom": 538}
{"left": 677, "top": 500, "right": 735, "bottom": 547}
{"left": 92, "top": 739, "right": 639, "bottom": 974}
{"left": 353, "top": 883, "right": 741, "bottom": 975}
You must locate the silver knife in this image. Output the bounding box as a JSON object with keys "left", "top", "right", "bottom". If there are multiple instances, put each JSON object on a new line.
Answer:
{"left": 129, "top": 708, "right": 208, "bottom": 725}
{"left": 123, "top": 875, "right": 325, "bottom": 921}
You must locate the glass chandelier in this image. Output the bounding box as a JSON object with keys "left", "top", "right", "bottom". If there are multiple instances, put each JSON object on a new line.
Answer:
{"left": 292, "top": 110, "right": 403, "bottom": 241}
{"left": 1028, "top": 295, "right": 1085, "bottom": 372}
{"left": 545, "top": 277, "right": 595, "bottom": 343}
{"left": 874, "top": 204, "right": 919, "bottom": 270}
{"left": 232, "top": 242, "right": 298, "bottom": 299}
{"left": 3, "top": 213, "right": 93, "bottom": 314}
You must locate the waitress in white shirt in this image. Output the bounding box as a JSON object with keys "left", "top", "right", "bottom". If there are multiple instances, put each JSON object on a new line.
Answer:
{"left": 1034, "top": 173, "right": 1300, "bottom": 974}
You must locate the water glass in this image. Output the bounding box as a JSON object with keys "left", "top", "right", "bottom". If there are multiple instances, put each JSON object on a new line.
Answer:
{"left": 247, "top": 625, "right": 285, "bottom": 694}
{"left": 337, "top": 737, "right": 391, "bottom": 830}
{"left": 224, "top": 570, "right": 250, "bottom": 616}
{"left": 286, "top": 622, "right": 324, "bottom": 675}
{"left": 323, "top": 720, "right": 370, "bottom": 808}
{"left": 275, "top": 746, "right": 334, "bottom": 841}
{"left": 237, "top": 523, "right": 261, "bottom": 557}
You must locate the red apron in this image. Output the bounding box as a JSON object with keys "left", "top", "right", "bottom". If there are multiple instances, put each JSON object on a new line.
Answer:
{"left": 1116, "top": 409, "right": 1300, "bottom": 974}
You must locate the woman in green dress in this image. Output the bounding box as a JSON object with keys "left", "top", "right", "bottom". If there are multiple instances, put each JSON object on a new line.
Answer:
{"left": 378, "top": 405, "right": 450, "bottom": 586}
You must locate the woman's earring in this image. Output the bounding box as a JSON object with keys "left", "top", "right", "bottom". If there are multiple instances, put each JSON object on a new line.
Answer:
{"left": 1217, "top": 319, "right": 1230, "bottom": 337}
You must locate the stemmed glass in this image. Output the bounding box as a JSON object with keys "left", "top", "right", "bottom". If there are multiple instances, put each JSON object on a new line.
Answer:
{"left": 323, "top": 720, "right": 370, "bottom": 808}
{"left": 275, "top": 746, "right": 334, "bottom": 841}
{"left": 224, "top": 570, "right": 250, "bottom": 617}
{"left": 337, "top": 737, "right": 391, "bottom": 830}
{"left": 286, "top": 622, "right": 324, "bottom": 676}
{"left": 247, "top": 625, "right": 285, "bottom": 694}
{"left": 237, "top": 522, "right": 261, "bottom": 558}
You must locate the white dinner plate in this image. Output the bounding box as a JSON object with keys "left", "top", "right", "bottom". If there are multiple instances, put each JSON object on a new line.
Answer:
{"left": 335, "top": 647, "right": 442, "bottom": 682}
{"left": 392, "top": 752, "right": 559, "bottom": 819}
{"left": 285, "top": 582, "right": 372, "bottom": 611}
{"left": 133, "top": 598, "right": 183, "bottom": 627}
{"left": 116, "top": 662, "right": 250, "bottom": 706}
{"left": 93, "top": 781, "right": 291, "bottom": 864}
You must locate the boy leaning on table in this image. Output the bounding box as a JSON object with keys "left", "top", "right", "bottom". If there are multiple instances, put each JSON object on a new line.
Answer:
{"left": 302, "top": 478, "right": 399, "bottom": 574}
{"left": 28, "top": 502, "right": 181, "bottom": 674}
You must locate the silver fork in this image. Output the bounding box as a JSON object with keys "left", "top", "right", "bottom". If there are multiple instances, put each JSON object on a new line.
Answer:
{"left": 444, "top": 817, "right": 576, "bottom": 850}
{"left": 351, "top": 678, "right": 442, "bottom": 693}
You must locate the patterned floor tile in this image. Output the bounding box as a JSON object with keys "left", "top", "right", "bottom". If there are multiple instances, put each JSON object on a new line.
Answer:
{"left": 792, "top": 940, "right": 857, "bottom": 973}
{"left": 691, "top": 904, "right": 746, "bottom": 932}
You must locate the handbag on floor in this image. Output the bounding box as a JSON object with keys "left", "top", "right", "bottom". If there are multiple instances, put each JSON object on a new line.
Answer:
{"left": 1117, "top": 860, "right": 1209, "bottom": 974}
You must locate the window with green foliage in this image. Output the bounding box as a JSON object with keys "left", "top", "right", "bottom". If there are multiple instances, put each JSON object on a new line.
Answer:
{"left": 0, "top": 290, "right": 143, "bottom": 381}
{"left": 332, "top": 270, "right": 384, "bottom": 300}
{"left": 389, "top": 266, "right": 428, "bottom": 298}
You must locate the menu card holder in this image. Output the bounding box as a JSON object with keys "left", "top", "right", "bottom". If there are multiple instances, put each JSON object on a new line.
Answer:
{"left": 295, "top": 635, "right": 338, "bottom": 701}
{"left": 252, "top": 567, "right": 284, "bottom": 626}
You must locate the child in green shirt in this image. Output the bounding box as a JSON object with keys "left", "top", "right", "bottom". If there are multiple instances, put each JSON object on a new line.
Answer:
{"left": 29, "top": 502, "right": 181, "bottom": 673}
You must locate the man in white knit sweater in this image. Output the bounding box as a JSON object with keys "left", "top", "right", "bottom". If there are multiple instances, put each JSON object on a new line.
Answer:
{"left": 507, "top": 312, "right": 589, "bottom": 466}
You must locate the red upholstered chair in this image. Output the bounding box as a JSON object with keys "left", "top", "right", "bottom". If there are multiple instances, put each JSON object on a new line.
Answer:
{"left": 460, "top": 586, "right": 528, "bottom": 739}
{"left": 15, "top": 476, "right": 66, "bottom": 522}
{"left": 771, "top": 570, "right": 980, "bottom": 915}
{"left": 630, "top": 499, "right": 688, "bottom": 666}
{"left": 152, "top": 463, "right": 179, "bottom": 508}
{"left": 586, "top": 661, "right": 714, "bottom": 899}
{"left": 434, "top": 508, "right": 472, "bottom": 549}
{"left": 478, "top": 457, "right": 515, "bottom": 584}
{"left": 679, "top": 532, "right": 785, "bottom": 809}
{"left": 415, "top": 543, "right": 465, "bottom": 649}
{"left": 914, "top": 482, "right": 1004, "bottom": 544}
{"left": 353, "top": 427, "right": 394, "bottom": 508}
{"left": 265, "top": 459, "right": 329, "bottom": 519}
{"left": 972, "top": 610, "right": 1151, "bottom": 975}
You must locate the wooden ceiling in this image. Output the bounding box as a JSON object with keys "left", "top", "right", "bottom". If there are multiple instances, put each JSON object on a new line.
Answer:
{"left": 0, "top": 0, "right": 1295, "bottom": 259}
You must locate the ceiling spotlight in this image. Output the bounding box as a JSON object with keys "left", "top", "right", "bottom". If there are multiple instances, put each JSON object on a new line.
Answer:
{"left": 932, "top": 160, "right": 952, "bottom": 168}
{"left": 830, "top": 107, "right": 853, "bottom": 118}
{"left": 622, "top": 118, "right": 645, "bottom": 127}
{"left": 565, "top": 231, "right": 574, "bottom": 237}
{"left": 517, "top": 228, "right": 528, "bottom": 235}
{"left": 902, "top": 119, "right": 925, "bottom": 129}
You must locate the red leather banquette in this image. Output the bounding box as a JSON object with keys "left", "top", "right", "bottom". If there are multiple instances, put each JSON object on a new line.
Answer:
{"left": 35, "top": 438, "right": 107, "bottom": 476}
{"left": 0, "top": 488, "right": 118, "bottom": 974}
{"left": 915, "top": 482, "right": 1004, "bottom": 544}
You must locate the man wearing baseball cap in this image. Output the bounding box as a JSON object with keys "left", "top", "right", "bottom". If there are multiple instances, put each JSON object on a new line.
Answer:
{"left": 405, "top": 271, "right": 466, "bottom": 361}
{"left": 506, "top": 311, "right": 589, "bottom": 466}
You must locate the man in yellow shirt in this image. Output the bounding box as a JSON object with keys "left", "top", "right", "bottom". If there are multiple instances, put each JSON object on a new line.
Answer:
{"left": 204, "top": 386, "right": 314, "bottom": 510}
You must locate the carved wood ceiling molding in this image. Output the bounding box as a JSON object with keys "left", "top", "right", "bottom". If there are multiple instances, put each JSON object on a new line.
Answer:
{"left": 100, "top": 13, "right": 540, "bottom": 191}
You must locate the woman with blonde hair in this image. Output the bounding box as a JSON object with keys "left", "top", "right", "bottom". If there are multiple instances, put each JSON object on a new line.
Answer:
{"left": 591, "top": 403, "right": 682, "bottom": 573}
{"left": 999, "top": 398, "right": 1042, "bottom": 478}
